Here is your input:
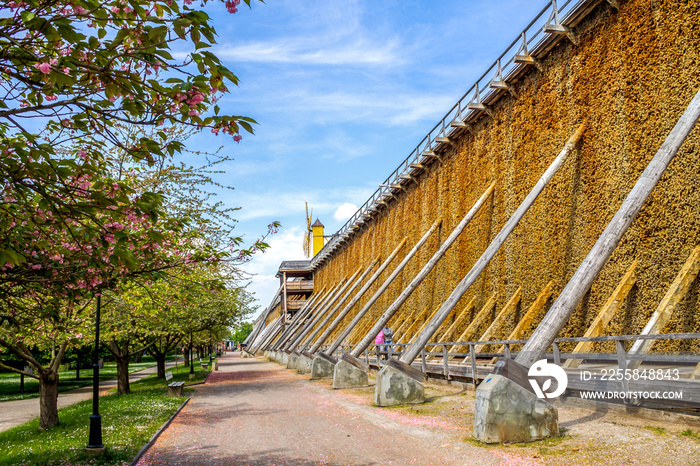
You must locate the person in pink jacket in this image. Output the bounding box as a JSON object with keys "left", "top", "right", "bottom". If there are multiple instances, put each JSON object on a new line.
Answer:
{"left": 375, "top": 329, "right": 385, "bottom": 360}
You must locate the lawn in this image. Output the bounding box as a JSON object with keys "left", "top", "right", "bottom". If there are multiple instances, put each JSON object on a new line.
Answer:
{"left": 0, "top": 363, "right": 210, "bottom": 465}
{"left": 0, "top": 355, "right": 180, "bottom": 402}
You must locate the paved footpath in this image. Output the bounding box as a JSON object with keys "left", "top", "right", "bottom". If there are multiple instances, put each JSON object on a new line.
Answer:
{"left": 137, "top": 352, "right": 506, "bottom": 466}
{"left": 0, "top": 357, "right": 183, "bottom": 432}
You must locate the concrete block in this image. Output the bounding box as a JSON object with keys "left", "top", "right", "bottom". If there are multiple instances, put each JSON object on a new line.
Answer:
{"left": 332, "top": 353, "right": 369, "bottom": 389}
{"left": 374, "top": 359, "right": 424, "bottom": 406}
{"left": 287, "top": 352, "right": 299, "bottom": 370}
{"left": 310, "top": 353, "right": 337, "bottom": 380}
{"left": 473, "top": 374, "right": 558, "bottom": 444}
{"left": 296, "top": 354, "right": 313, "bottom": 374}
{"left": 281, "top": 352, "right": 289, "bottom": 366}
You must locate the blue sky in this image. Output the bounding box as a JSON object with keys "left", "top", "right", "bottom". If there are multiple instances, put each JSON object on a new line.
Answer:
{"left": 188, "top": 0, "right": 550, "bottom": 319}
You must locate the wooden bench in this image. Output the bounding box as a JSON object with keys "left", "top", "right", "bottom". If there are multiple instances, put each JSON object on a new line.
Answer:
{"left": 167, "top": 381, "right": 185, "bottom": 396}
{"left": 199, "top": 358, "right": 208, "bottom": 369}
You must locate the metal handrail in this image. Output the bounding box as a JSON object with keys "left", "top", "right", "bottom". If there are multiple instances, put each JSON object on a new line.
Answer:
{"left": 311, "top": 0, "right": 597, "bottom": 268}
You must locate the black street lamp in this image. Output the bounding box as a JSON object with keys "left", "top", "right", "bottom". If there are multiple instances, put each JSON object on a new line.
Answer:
{"left": 86, "top": 294, "right": 103, "bottom": 450}
{"left": 189, "top": 331, "right": 194, "bottom": 377}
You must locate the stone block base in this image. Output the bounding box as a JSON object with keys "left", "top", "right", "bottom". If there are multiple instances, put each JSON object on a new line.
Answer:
{"left": 374, "top": 359, "right": 424, "bottom": 406}
{"left": 297, "top": 354, "right": 313, "bottom": 374}
{"left": 281, "top": 352, "right": 289, "bottom": 366}
{"left": 333, "top": 354, "right": 369, "bottom": 389}
{"left": 310, "top": 353, "right": 337, "bottom": 380}
{"left": 473, "top": 374, "right": 558, "bottom": 444}
{"left": 287, "top": 352, "right": 299, "bottom": 370}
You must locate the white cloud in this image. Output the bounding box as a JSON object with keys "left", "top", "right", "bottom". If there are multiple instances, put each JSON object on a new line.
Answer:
{"left": 334, "top": 202, "right": 358, "bottom": 222}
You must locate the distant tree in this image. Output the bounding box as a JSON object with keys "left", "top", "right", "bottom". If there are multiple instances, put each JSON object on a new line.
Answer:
{"left": 230, "top": 321, "right": 253, "bottom": 345}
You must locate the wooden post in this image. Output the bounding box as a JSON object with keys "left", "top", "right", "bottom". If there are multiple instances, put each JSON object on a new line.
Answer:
{"left": 564, "top": 261, "right": 637, "bottom": 368}
{"left": 390, "top": 308, "right": 417, "bottom": 342}
{"left": 309, "top": 240, "right": 408, "bottom": 354}
{"left": 402, "top": 124, "right": 585, "bottom": 365}
{"left": 288, "top": 268, "right": 361, "bottom": 353}
{"left": 282, "top": 271, "right": 288, "bottom": 323}
{"left": 352, "top": 181, "right": 496, "bottom": 359}
{"left": 275, "top": 285, "right": 338, "bottom": 351}
{"left": 325, "top": 219, "right": 442, "bottom": 355}
{"left": 516, "top": 90, "right": 700, "bottom": 369}
{"left": 627, "top": 246, "right": 700, "bottom": 370}
{"left": 302, "top": 260, "right": 379, "bottom": 351}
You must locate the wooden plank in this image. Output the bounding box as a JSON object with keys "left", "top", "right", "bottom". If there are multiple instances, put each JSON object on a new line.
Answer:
{"left": 275, "top": 284, "right": 338, "bottom": 351}
{"left": 491, "top": 281, "right": 554, "bottom": 363}
{"left": 466, "top": 289, "right": 521, "bottom": 355}
{"left": 564, "top": 261, "right": 638, "bottom": 368}
{"left": 351, "top": 181, "right": 496, "bottom": 359}
{"left": 309, "top": 239, "right": 408, "bottom": 354}
{"left": 451, "top": 293, "right": 508, "bottom": 354}
{"left": 401, "top": 124, "right": 585, "bottom": 365}
{"left": 627, "top": 246, "right": 700, "bottom": 370}
{"left": 326, "top": 219, "right": 442, "bottom": 355}
{"left": 517, "top": 91, "right": 700, "bottom": 368}
{"left": 390, "top": 307, "right": 417, "bottom": 342}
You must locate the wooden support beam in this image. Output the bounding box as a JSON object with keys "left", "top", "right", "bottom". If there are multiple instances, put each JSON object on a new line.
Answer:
{"left": 627, "top": 246, "right": 700, "bottom": 370}
{"left": 491, "top": 281, "right": 554, "bottom": 363}
{"left": 325, "top": 219, "right": 442, "bottom": 355}
{"left": 516, "top": 90, "right": 700, "bottom": 369}
{"left": 401, "top": 124, "right": 585, "bottom": 365}
{"left": 564, "top": 261, "right": 638, "bottom": 368}
{"left": 351, "top": 181, "right": 496, "bottom": 359}
{"left": 455, "top": 290, "right": 519, "bottom": 356}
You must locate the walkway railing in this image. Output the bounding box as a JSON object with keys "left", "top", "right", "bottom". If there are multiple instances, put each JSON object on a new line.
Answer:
{"left": 311, "top": 0, "right": 609, "bottom": 268}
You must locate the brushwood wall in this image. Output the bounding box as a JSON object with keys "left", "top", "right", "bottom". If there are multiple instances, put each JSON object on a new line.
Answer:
{"left": 312, "top": 0, "right": 700, "bottom": 352}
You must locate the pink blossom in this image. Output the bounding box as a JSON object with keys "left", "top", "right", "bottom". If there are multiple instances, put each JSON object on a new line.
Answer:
{"left": 49, "top": 58, "right": 58, "bottom": 65}
{"left": 111, "top": 6, "right": 120, "bottom": 13}
{"left": 74, "top": 6, "right": 87, "bottom": 14}
{"left": 46, "top": 95, "right": 57, "bottom": 101}
{"left": 233, "top": 134, "right": 242, "bottom": 142}
{"left": 34, "top": 62, "right": 51, "bottom": 74}
{"left": 188, "top": 109, "right": 200, "bottom": 116}
{"left": 225, "top": 0, "right": 240, "bottom": 14}
{"left": 60, "top": 48, "right": 72, "bottom": 56}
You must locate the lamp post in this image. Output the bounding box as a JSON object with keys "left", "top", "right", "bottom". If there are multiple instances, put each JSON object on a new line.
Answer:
{"left": 86, "top": 294, "right": 103, "bottom": 451}
{"left": 189, "top": 331, "right": 194, "bottom": 377}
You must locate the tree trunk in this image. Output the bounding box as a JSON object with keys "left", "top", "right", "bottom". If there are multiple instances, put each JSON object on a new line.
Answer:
{"left": 133, "top": 350, "right": 143, "bottom": 363}
{"left": 116, "top": 355, "right": 130, "bottom": 395}
{"left": 184, "top": 348, "right": 190, "bottom": 367}
{"left": 38, "top": 369, "right": 60, "bottom": 430}
{"left": 155, "top": 352, "right": 166, "bottom": 379}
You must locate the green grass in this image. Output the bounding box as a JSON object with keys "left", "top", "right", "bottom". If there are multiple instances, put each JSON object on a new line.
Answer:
{"left": 0, "top": 362, "right": 210, "bottom": 465}
{"left": 0, "top": 355, "right": 180, "bottom": 402}
{"left": 644, "top": 426, "right": 666, "bottom": 436}
{"left": 680, "top": 429, "right": 698, "bottom": 439}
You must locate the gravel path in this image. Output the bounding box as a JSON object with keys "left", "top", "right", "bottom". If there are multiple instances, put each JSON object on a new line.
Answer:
{"left": 0, "top": 357, "right": 183, "bottom": 433}
{"left": 136, "top": 352, "right": 510, "bottom": 465}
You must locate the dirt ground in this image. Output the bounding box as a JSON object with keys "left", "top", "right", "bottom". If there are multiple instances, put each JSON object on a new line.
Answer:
{"left": 318, "top": 372, "right": 700, "bottom": 466}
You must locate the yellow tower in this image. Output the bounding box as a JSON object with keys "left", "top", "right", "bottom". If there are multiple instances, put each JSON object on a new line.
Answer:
{"left": 311, "top": 219, "right": 325, "bottom": 256}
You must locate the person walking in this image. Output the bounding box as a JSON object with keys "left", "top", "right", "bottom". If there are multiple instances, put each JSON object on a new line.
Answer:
{"left": 383, "top": 325, "right": 393, "bottom": 356}
{"left": 374, "top": 328, "right": 385, "bottom": 360}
